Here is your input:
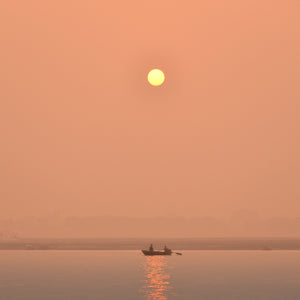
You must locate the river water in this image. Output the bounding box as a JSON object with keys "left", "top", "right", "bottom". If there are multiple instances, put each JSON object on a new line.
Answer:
{"left": 1, "top": 250, "right": 300, "bottom": 299}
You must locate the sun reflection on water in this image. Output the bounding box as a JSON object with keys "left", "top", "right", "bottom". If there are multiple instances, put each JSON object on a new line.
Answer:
{"left": 141, "top": 256, "right": 173, "bottom": 300}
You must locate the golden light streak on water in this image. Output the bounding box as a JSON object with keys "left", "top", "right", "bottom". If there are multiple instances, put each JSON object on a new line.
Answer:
{"left": 141, "top": 256, "right": 173, "bottom": 300}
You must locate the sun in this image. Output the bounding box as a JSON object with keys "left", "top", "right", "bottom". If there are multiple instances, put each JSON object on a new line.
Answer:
{"left": 147, "top": 69, "right": 165, "bottom": 86}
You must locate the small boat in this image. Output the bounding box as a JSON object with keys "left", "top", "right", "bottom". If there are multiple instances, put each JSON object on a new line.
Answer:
{"left": 142, "top": 244, "right": 172, "bottom": 256}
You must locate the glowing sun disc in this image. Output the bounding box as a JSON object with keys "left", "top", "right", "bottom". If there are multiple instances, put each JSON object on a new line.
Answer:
{"left": 147, "top": 69, "right": 165, "bottom": 86}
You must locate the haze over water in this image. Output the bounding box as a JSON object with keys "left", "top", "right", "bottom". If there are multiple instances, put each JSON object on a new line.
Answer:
{"left": 1, "top": 250, "right": 300, "bottom": 300}
{"left": 1, "top": 0, "right": 299, "bottom": 235}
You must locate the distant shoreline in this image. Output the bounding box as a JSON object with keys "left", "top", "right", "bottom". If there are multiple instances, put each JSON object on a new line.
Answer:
{"left": 2, "top": 238, "right": 300, "bottom": 250}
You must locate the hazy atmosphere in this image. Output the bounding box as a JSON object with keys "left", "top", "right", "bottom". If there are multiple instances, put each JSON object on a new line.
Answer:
{"left": 1, "top": 0, "right": 299, "bottom": 238}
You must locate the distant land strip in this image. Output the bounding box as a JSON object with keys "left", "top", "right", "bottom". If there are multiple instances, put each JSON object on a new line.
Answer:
{"left": 2, "top": 238, "right": 300, "bottom": 250}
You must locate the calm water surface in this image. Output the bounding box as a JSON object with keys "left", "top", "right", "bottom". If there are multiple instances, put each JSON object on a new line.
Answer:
{"left": 1, "top": 250, "right": 300, "bottom": 299}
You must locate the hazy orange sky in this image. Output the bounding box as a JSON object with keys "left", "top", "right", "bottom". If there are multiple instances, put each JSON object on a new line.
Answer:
{"left": 1, "top": 0, "right": 299, "bottom": 224}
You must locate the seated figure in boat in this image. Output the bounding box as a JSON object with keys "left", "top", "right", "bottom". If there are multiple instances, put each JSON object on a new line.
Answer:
{"left": 164, "top": 245, "right": 172, "bottom": 255}
{"left": 149, "top": 244, "right": 154, "bottom": 252}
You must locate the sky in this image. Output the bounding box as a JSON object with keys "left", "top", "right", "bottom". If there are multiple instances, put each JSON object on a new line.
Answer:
{"left": 0, "top": 0, "right": 299, "bottom": 236}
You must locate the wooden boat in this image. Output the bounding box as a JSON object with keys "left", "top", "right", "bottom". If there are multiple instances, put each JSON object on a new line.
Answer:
{"left": 142, "top": 244, "right": 172, "bottom": 256}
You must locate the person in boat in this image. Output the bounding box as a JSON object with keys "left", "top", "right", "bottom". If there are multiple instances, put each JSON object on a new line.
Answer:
{"left": 164, "top": 245, "right": 171, "bottom": 254}
{"left": 149, "top": 244, "right": 154, "bottom": 252}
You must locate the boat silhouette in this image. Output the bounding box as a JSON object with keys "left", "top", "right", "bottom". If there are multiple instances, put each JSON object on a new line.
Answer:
{"left": 142, "top": 244, "right": 179, "bottom": 256}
